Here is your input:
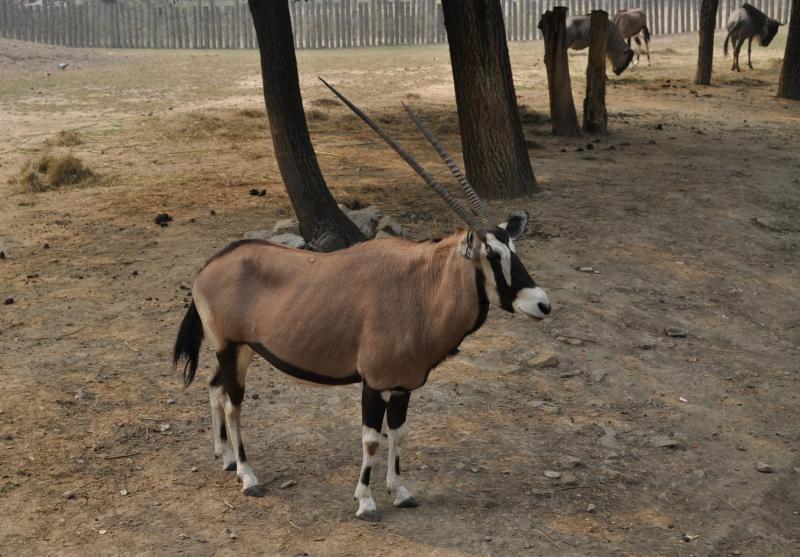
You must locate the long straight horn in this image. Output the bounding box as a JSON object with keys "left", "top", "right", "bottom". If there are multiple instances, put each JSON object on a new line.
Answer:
{"left": 319, "top": 77, "right": 482, "bottom": 230}
{"left": 401, "top": 103, "right": 491, "bottom": 226}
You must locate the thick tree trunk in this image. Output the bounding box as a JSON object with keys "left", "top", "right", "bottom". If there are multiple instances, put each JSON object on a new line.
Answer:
{"left": 583, "top": 10, "right": 608, "bottom": 135}
{"left": 248, "top": 0, "right": 364, "bottom": 252}
{"left": 442, "top": 0, "right": 538, "bottom": 199}
{"left": 695, "top": 0, "right": 720, "bottom": 85}
{"left": 777, "top": 0, "right": 800, "bottom": 100}
{"left": 538, "top": 7, "right": 581, "bottom": 137}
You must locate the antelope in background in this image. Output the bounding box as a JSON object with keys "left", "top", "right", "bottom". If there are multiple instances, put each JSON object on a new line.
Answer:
{"left": 724, "top": 3, "right": 785, "bottom": 71}
{"left": 613, "top": 8, "right": 652, "bottom": 66}
{"left": 173, "top": 79, "right": 551, "bottom": 520}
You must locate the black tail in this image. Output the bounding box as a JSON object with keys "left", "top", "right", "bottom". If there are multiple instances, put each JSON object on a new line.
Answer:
{"left": 642, "top": 25, "right": 651, "bottom": 43}
{"left": 724, "top": 27, "right": 735, "bottom": 56}
{"left": 173, "top": 301, "right": 204, "bottom": 387}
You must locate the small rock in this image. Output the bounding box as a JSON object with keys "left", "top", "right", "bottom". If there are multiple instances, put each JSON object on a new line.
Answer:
{"left": 576, "top": 147, "right": 584, "bottom": 152}
{"left": 190, "top": 466, "right": 198, "bottom": 472}
{"left": 120, "top": 489, "right": 128, "bottom": 496}
{"left": 691, "top": 469, "right": 705, "bottom": 481}
{"left": 586, "top": 143, "right": 594, "bottom": 150}
{"left": 159, "top": 423, "right": 171, "bottom": 432}
{"left": 154, "top": 213, "right": 173, "bottom": 226}
{"left": 679, "top": 396, "right": 688, "bottom": 403}
{"left": 599, "top": 426, "right": 620, "bottom": 449}
{"left": 280, "top": 479, "right": 296, "bottom": 489}
{"left": 268, "top": 233, "right": 306, "bottom": 249}
{"left": 591, "top": 369, "right": 607, "bottom": 383}
{"left": 376, "top": 215, "right": 403, "bottom": 237}
{"left": 346, "top": 205, "right": 382, "bottom": 238}
{"left": 530, "top": 353, "right": 560, "bottom": 369}
{"left": 242, "top": 230, "right": 272, "bottom": 241}
{"left": 166, "top": 398, "right": 176, "bottom": 405}
{"left": 98, "top": 529, "right": 108, "bottom": 535}
{"left": 586, "top": 503, "right": 596, "bottom": 513}
{"left": 577, "top": 266, "right": 595, "bottom": 273}
{"left": 179, "top": 533, "right": 190, "bottom": 539}
{"left": 226, "top": 528, "right": 237, "bottom": 540}
{"left": 654, "top": 123, "right": 664, "bottom": 130}
{"left": 63, "top": 490, "right": 76, "bottom": 500}
{"left": 682, "top": 533, "right": 698, "bottom": 542}
{"left": 560, "top": 472, "right": 578, "bottom": 486}
{"left": 251, "top": 393, "right": 260, "bottom": 400}
{"left": 651, "top": 435, "right": 678, "bottom": 448}
{"left": 559, "top": 371, "right": 578, "bottom": 378}
{"left": 664, "top": 328, "right": 688, "bottom": 338}
{"left": 792, "top": 467, "right": 800, "bottom": 474}
{"left": 248, "top": 188, "right": 266, "bottom": 197}
{"left": 3, "top": 298, "right": 13, "bottom": 305}
{"left": 756, "top": 462, "right": 773, "bottom": 473}
{"left": 530, "top": 400, "right": 561, "bottom": 414}
{"left": 560, "top": 455, "right": 581, "bottom": 468}
{"left": 544, "top": 470, "right": 561, "bottom": 479}
{"left": 272, "top": 218, "right": 300, "bottom": 236}
{"left": 0, "top": 251, "right": 5, "bottom": 259}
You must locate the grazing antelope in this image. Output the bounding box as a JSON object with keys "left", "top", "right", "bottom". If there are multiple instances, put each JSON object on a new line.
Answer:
{"left": 173, "top": 79, "right": 551, "bottom": 521}
{"left": 613, "top": 8, "right": 652, "bottom": 66}
{"left": 566, "top": 15, "right": 635, "bottom": 75}
{"left": 724, "top": 3, "right": 785, "bottom": 72}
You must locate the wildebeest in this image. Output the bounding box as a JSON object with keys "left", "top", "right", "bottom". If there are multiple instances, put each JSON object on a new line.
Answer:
{"left": 173, "top": 80, "right": 551, "bottom": 520}
{"left": 613, "top": 8, "right": 652, "bottom": 66}
{"left": 724, "top": 3, "right": 785, "bottom": 71}
{"left": 566, "top": 15, "right": 635, "bottom": 75}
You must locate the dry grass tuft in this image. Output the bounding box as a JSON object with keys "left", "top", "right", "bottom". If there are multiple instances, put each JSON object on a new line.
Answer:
{"left": 13, "top": 154, "right": 96, "bottom": 192}
{"left": 238, "top": 107, "right": 265, "bottom": 118}
{"left": 307, "top": 109, "right": 329, "bottom": 121}
{"left": 169, "top": 110, "right": 268, "bottom": 141}
{"left": 310, "top": 98, "right": 341, "bottom": 108}
{"left": 518, "top": 104, "right": 549, "bottom": 126}
{"left": 46, "top": 129, "right": 84, "bottom": 147}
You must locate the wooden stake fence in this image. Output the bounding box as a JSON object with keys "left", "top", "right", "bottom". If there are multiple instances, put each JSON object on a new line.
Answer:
{"left": 0, "top": 0, "right": 794, "bottom": 49}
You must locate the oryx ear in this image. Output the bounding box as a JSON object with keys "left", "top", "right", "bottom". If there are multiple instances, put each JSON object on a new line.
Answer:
{"left": 500, "top": 211, "right": 529, "bottom": 241}
{"left": 459, "top": 230, "right": 477, "bottom": 259}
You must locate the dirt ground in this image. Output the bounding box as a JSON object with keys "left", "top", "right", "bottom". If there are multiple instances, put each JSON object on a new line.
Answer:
{"left": 1, "top": 31, "right": 799, "bottom": 556}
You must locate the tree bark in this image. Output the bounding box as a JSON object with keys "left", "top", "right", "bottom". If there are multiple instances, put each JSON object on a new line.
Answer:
{"left": 777, "top": 0, "right": 800, "bottom": 100}
{"left": 583, "top": 10, "right": 608, "bottom": 135}
{"left": 248, "top": 0, "right": 364, "bottom": 252}
{"left": 538, "top": 7, "right": 581, "bottom": 137}
{"left": 442, "top": 0, "right": 538, "bottom": 199}
{"left": 695, "top": 0, "right": 720, "bottom": 85}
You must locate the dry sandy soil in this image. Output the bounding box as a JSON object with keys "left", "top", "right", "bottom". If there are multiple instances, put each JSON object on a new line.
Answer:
{"left": 1, "top": 31, "right": 799, "bottom": 556}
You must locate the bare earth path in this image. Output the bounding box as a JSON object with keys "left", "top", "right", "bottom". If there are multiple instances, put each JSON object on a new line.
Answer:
{"left": 1, "top": 33, "right": 799, "bottom": 556}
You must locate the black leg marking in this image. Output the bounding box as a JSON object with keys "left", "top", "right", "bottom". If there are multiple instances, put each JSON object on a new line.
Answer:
{"left": 395, "top": 456, "right": 400, "bottom": 476}
{"left": 219, "top": 423, "right": 227, "bottom": 442}
{"left": 238, "top": 442, "right": 247, "bottom": 462}
{"left": 361, "top": 466, "right": 371, "bottom": 486}
{"left": 361, "top": 383, "right": 387, "bottom": 431}
{"left": 387, "top": 391, "right": 410, "bottom": 430}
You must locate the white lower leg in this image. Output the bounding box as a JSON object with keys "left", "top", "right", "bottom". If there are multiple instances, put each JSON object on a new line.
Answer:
{"left": 222, "top": 394, "right": 259, "bottom": 490}
{"left": 355, "top": 426, "right": 381, "bottom": 517}
{"left": 386, "top": 424, "right": 413, "bottom": 505}
{"left": 210, "top": 385, "right": 236, "bottom": 469}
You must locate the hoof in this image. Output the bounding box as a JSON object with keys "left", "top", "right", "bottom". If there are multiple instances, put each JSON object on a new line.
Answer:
{"left": 395, "top": 496, "right": 419, "bottom": 508}
{"left": 223, "top": 462, "right": 237, "bottom": 472}
{"left": 356, "top": 510, "right": 381, "bottom": 522}
{"left": 242, "top": 485, "right": 266, "bottom": 497}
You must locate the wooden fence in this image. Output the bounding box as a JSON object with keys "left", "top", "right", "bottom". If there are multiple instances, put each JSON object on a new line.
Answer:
{"left": 0, "top": 0, "right": 793, "bottom": 49}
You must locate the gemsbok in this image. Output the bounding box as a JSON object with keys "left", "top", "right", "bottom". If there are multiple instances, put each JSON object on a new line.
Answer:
{"left": 173, "top": 79, "right": 551, "bottom": 521}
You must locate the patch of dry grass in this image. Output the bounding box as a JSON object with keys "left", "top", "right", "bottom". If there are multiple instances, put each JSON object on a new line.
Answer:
{"left": 12, "top": 154, "right": 96, "bottom": 192}
{"left": 46, "top": 129, "right": 83, "bottom": 147}
{"left": 168, "top": 110, "right": 268, "bottom": 141}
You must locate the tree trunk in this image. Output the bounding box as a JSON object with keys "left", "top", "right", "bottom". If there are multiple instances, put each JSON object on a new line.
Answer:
{"left": 248, "top": 0, "right": 364, "bottom": 252}
{"left": 538, "top": 7, "right": 581, "bottom": 137}
{"left": 777, "top": 0, "right": 800, "bottom": 100}
{"left": 583, "top": 10, "right": 608, "bottom": 135}
{"left": 695, "top": 0, "right": 720, "bottom": 85}
{"left": 442, "top": 0, "right": 538, "bottom": 199}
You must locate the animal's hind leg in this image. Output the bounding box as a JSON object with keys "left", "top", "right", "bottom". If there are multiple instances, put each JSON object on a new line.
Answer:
{"left": 634, "top": 36, "right": 642, "bottom": 66}
{"left": 747, "top": 37, "right": 753, "bottom": 69}
{"left": 733, "top": 37, "right": 745, "bottom": 71}
{"left": 218, "top": 344, "right": 262, "bottom": 496}
{"left": 386, "top": 391, "right": 417, "bottom": 508}
{"left": 354, "top": 383, "right": 387, "bottom": 521}
{"left": 645, "top": 35, "right": 651, "bottom": 65}
{"left": 209, "top": 370, "right": 236, "bottom": 471}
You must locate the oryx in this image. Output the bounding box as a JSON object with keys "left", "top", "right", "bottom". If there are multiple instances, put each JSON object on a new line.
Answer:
{"left": 613, "top": 8, "right": 652, "bottom": 66}
{"left": 566, "top": 15, "right": 635, "bottom": 75}
{"left": 173, "top": 79, "right": 551, "bottom": 521}
{"left": 724, "top": 3, "right": 785, "bottom": 71}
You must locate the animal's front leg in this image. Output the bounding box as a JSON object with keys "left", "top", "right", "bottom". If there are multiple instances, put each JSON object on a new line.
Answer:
{"left": 209, "top": 380, "right": 236, "bottom": 471}
{"left": 386, "top": 391, "right": 418, "bottom": 508}
{"left": 355, "top": 383, "right": 387, "bottom": 521}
